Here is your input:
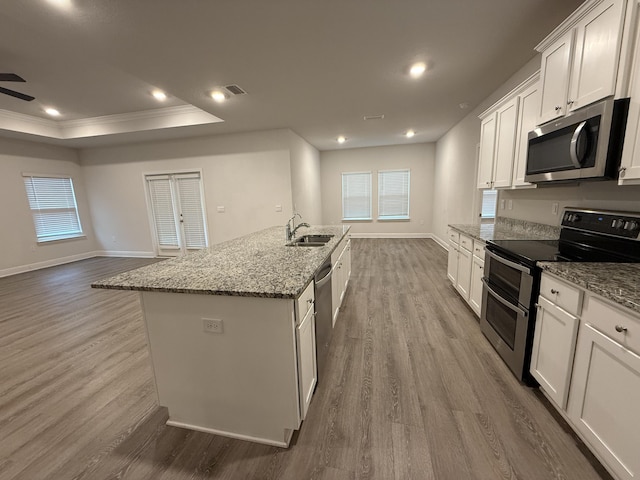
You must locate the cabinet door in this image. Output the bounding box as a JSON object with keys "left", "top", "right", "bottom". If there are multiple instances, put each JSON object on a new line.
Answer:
{"left": 469, "top": 256, "right": 484, "bottom": 316}
{"left": 530, "top": 296, "right": 579, "bottom": 410}
{"left": 568, "top": 0, "right": 625, "bottom": 112}
{"left": 447, "top": 242, "right": 459, "bottom": 284}
{"left": 539, "top": 30, "right": 574, "bottom": 124}
{"left": 620, "top": 10, "right": 640, "bottom": 185}
{"left": 477, "top": 114, "right": 497, "bottom": 189}
{"left": 456, "top": 246, "right": 472, "bottom": 300}
{"left": 512, "top": 83, "right": 539, "bottom": 187}
{"left": 332, "top": 248, "right": 345, "bottom": 326}
{"left": 297, "top": 308, "right": 317, "bottom": 420}
{"left": 492, "top": 97, "right": 519, "bottom": 188}
{"left": 568, "top": 323, "right": 640, "bottom": 480}
{"left": 342, "top": 240, "right": 351, "bottom": 295}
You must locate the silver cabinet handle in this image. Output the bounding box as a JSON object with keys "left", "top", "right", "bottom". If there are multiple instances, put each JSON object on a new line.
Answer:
{"left": 619, "top": 166, "right": 627, "bottom": 178}
{"left": 555, "top": 105, "right": 562, "bottom": 111}
{"left": 567, "top": 99, "right": 574, "bottom": 106}
{"left": 550, "top": 288, "right": 559, "bottom": 294}
{"left": 570, "top": 121, "right": 587, "bottom": 168}
{"left": 615, "top": 325, "right": 628, "bottom": 333}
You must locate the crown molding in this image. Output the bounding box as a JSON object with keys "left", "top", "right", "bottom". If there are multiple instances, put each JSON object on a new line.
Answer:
{"left": 0, "top": 104, "right": 223, "bottom": 141}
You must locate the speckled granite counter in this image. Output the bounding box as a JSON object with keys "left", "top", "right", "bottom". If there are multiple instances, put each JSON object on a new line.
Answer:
{"left": 539, "top": 262, "right": 640, "bottom": 315}
{"left": 449, "top": 217, "right": 560, "bottom": 242}
{"left": 92, "top": 225, "right": 350, "bottom": 299}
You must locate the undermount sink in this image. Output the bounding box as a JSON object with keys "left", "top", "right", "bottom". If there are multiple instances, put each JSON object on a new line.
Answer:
{"left": 287, "top": 234, "right": 334, "bottom": 247}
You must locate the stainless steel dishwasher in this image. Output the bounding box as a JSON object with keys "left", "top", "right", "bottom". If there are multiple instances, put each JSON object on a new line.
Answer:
{"left": 314, "top": 258, "right": 333, "bottom": 382}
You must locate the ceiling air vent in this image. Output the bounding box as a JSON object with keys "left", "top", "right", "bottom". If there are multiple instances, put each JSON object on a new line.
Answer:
{"left": 224, "top": 84, "right": 247, "bottom": 96}
{"left": 363, "top": 114, "right": 385, "bottom": 121}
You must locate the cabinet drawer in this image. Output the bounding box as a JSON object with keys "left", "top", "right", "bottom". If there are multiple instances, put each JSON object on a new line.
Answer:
{"left": 473, "top": 241, "right": 485, "bottom": 260}
{"left": 540, "top": 274, "right": 582, "bottom": 316}
{"left": 448, "top": 228, "right": 460, "bottom": 244}
{"left": 582, "top": 296, "right": 640, "bottom": 356}
{"left": 459, "top": 234, "right": 472, "bottom": 252}
{"left": 297, "top": 281, "right": 315, "bottom": 320}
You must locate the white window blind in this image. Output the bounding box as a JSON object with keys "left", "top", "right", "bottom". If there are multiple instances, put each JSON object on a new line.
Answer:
{"left": 481, "top": 189, "right": 498, "bottom": 220}
{"left": 342, "top": 172, "right": 372, "bottom": 220}
{"left": 23, "top": 174, "right": 83, "bottom": 242}
{"left": 378, "top": 169, "right": 410, "bottom": 220}
{"left": 147, "top": 176, "right": 179, "bottom": 248}
{"left": 146, "top": 172, "right": 208, "bottom": 255}
{"left": 174, "top": 173, "right": 207, "bottom": 249}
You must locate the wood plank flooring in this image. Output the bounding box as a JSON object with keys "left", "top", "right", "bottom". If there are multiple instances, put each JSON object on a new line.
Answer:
{"left": 0, "top": 241, "right": 612, "bottom": 480}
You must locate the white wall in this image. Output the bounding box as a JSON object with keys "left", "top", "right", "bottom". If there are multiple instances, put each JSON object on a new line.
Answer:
{"left": 81, "top": 130, "right": 295, "bottom": 254}
{"left": 433, "top": 56, "right": 542, "bottom": 245}
{"left": 499, "top": 182, "right": 640, "bottom": 225}
{"left": 320, "top": 143, "right": 436, "bottom": 236}
{"left": 0, "top": 138, "right": 98, "bottom": 276}
{"left": 288, "top": 131, "right": 322, "bottom": 224}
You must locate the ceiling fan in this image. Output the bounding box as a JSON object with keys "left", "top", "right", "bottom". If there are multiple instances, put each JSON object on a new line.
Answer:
{"left": 0, "top": 73, "right": 35, "bottom": 102}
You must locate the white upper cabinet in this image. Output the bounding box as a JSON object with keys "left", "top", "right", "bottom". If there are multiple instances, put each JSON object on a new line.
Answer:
{"left": 512, "top": 82, "right": 540, "bottom": 187}
{"left": 537, "top": 0, "right": 627, "bottom": 125}
{"left": 620, "top": 6, "right": 640, "bottom": 185}
{"left": 492, "top": 97, "right": 520, "bottom": 188}
{"left": 477, "top": 73, "right": 538, "bottom": 190}
{"left": 477, "top": 114, "right": 497, "bottom": 189}
{"left": 539, "top": 31, "right": 574, "bottom": 123}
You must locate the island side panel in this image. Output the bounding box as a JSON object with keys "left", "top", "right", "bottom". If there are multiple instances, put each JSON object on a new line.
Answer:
{"left": 140, "top": 291, "right": 300, "bottom": 446}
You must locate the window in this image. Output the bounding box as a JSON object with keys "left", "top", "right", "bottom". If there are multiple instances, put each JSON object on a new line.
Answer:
{"left": 378, "top": 169, "right": 410, "bottom": 220}
{"left": 481, "top": 189, "right": 498, "bottom": 223}
{"left": 145, "top": 172, "right": 208, "bottom": 256}
{"left": 342, "top": 172, "right": 372, "bottom": 220}
{"left": 23, "top": 174, "right": 83, "bottom": 242}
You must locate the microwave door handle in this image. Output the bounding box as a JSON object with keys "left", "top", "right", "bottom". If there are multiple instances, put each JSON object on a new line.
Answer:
{"left": 482, "top": 278, "right": 528, "bottom": 318}
{"left": 569, "top": 121, "right": 587, "bottom": 168}
{"left": 485, "top": 248, "right": 532, "bottom": 275}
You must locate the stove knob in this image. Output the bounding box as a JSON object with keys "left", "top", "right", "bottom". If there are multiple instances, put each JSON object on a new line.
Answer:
{"left": 612, "top": 219, "right": 625, "bottom": 229}
{"left": 624, "top": 220, "right": 639, "bottom": 231}
{"left": 573, "top": 214, "right": 581, "bottom": 222}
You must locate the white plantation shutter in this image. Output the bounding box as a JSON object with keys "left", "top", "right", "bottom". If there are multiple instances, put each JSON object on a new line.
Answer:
{"left": 147, "top": 175, "right": 179, "bottom": 248}
{"left": 23, "top": 174, "right": 83, "bottom": 242}
{"left": 481, "top": 189, "right": 498, "bottom": 219}
{"left": 342, "top": 172, "right": 372, "bottom": 220}
{"left": 175, "top": 173, "right": 208, "bottom": 249}
{"left": 378, "top": 169, "right": 410, "bottom": 219}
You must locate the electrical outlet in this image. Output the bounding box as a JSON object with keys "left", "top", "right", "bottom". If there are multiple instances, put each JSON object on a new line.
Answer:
{"left": 275, "top": 204, "right": 282, "bottom": 212}
{"left": 217, "top": 206, "right": 225, "bottom": 213}
{"left": 500, "top": 199, "right": 505, "bottom": 210}
{"left": 203, "top": 318, "right": 223, "bottom": 334}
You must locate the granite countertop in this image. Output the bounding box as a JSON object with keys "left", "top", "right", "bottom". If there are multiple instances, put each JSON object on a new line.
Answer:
{"left": 539, "top": 262, "right": 640, "bottom": 315}
{"left": 449, "top": 217, "right": 560, "bottom": 242}
{"left": 92, "top": 225, "right": 350, "bottom": 299}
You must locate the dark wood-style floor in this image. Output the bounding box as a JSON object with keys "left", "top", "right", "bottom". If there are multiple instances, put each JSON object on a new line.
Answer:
{"left": 0, "top": 240, "right": 611, "bottom": 480}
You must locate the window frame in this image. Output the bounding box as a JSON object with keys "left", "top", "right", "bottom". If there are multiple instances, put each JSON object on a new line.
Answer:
{"left": 341, "top": 171, "right": 373, "bottom": 221}
{"left": 377, "top": 168, "right": 411, "bottom": 221}
{"left": 22, "top": 173, "right": 85, "bottom": 243}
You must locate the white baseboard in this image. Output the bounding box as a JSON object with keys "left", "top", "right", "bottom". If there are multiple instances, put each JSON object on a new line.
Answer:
{"left": 431, "top": 234, "right": 449, "bottom": 251}
{"left": 0, "top": 251, "right": 98, "bottom": 278}
{"left": 349, "top": 233, "right": 433, "bottom": 239}
{"left": 0, "top": 250, "right": 157, "bottom": 278}
{"left": 95, "top": 250, "right": 156, "bottom": 258}
{"left": 166, "top": 420, "right": 293, "bottom": 448}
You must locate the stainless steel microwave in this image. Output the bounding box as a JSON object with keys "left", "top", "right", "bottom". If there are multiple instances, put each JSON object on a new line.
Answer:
{"left": 525, "top": 97, "right": 629, "bottom": 184}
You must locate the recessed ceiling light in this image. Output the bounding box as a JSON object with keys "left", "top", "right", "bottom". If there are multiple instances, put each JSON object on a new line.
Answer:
{"left": 47, "top": 0, "right": 73, "bottom": 8}
{"left": 152, "top": 90, "right": 167, "bottom": 101}
{"left": 45, "top": 108, "right": 60, "bottom": 117}
{"left": 405, "top": 130, "right": 415, "bottom": 138}
{"left": 337, "top": 136, "right": 347, "bottom": 144}
{"left": 210, "top": 90, "right": 227, "bottom": 103}
{"left": 409, "top": 62, "right": 427, "bottom": 78}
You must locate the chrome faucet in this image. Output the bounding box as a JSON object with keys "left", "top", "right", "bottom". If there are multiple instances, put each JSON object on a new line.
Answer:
{"left": 286, "top": 213, "right": 309, "bottom": 241}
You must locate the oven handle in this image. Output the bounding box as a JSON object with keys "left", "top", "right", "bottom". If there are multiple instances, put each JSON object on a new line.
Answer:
{"left": 484, "top": 248, "right": 532, "bottom": 275}
{"left": 482, "top": 278, "right": 528, "bottom": 318}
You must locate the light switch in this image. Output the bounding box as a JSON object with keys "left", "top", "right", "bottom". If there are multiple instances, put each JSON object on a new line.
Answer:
{"left": 552, "top": 203, "right": 559, "bottom": 215}
{"left": 508, "top": 200, "right": 513, "bottom": 210}
{"left": 217, "top": 206, "right": 225, "bottom": 213}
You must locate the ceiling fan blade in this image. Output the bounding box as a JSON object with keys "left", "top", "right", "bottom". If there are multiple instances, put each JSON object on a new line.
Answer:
{"left": 0, "top": 86, "right": 35, "bottom": 101}
{"left": 0, "top": 73, "right": 26, "bottom": 82}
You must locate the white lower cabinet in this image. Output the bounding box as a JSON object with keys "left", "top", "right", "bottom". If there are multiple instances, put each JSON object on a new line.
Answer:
{"left": 469, "top": 254, "right": 484, "bottom": 316}
{"left": 567, "top": 297, "right": 640, "bottom": 480}
{"left": 447, "top": 240, "right": 459, "bottom": 284}
{"left": 296, "top": 306, "right": 317, "bottom": 420}
{"left": 456, "top": 243, "right": 472, "bottom": 299}
{"left": 530, "top": 295, "right": 579, "bottom": 409}
{"left": 331, "top": 237, "right": 351, "bottom": 326}
{"left": 532, "top": 272, "right": 640, "bottom": 480}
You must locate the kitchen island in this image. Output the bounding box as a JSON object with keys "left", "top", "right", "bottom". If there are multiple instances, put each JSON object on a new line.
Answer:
{"left": 93, "top": 224, "right": 351, "bottom": 447}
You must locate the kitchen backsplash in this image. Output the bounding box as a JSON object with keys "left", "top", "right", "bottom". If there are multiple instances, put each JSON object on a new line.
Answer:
{"left": 495, "top": 216, "right": 560, "bottom": 238}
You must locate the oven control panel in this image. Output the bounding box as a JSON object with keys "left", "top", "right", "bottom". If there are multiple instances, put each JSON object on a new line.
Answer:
{"left": 562, "top": 209, "right": 640, "bottom": 239}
